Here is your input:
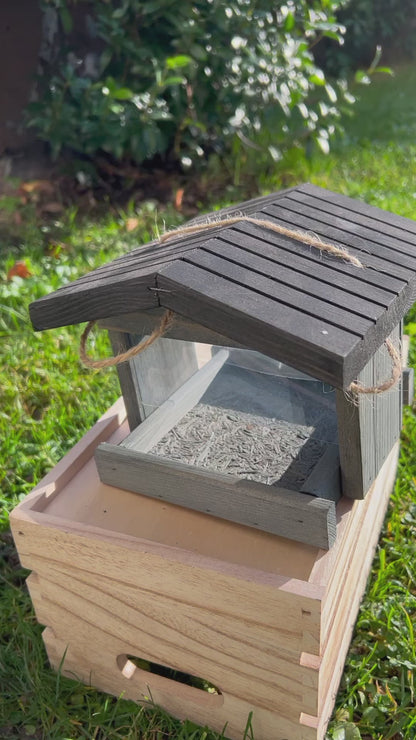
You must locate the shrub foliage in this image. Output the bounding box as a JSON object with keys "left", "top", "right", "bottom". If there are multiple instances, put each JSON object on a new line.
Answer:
{"left": 28, "top": 0, "right": 352, "bottom": 167}
{"left": 335, "top": 0, "right": 416, "bottom": 70}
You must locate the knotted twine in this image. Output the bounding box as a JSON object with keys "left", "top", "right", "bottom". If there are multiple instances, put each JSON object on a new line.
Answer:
{"left": 79, "top": 216, "right": 402, "bottom": 396}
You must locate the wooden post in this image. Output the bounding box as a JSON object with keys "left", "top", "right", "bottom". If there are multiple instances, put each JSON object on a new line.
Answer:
{"left": 336, "top": 326, "right": 402, "bottom": 499}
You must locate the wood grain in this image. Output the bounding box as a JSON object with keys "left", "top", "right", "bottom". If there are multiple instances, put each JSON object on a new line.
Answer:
{"left": 300, "top": 445, "right": 341, "bottom": 501}
{"left": 402, "top": 367, "right": 414, "bottom": 406}
{"left": 130, "top": 335, "right": 198, "bottom": 423}
{"left": 298, "top": 183, "right": 416, "bottom": 236}
{"left": 264, "top": 201, "right": 416, "bottom": 277}
{"left": 336, "top": 326, "right": 402, "bottom": 499}
{"left": 205, "top": 230, "right": 390, "bottom": 317}
{"left": 234, "top": 220, "right": 404, "bottom": 295}
{"left": 188, "top": 245, "right": 374, "bottom": 335}
{"left": 10, "top": 401, "right": 401, "bottom": 740}
{"left": 108, "top": 330, "right": 143, "bottom": 430}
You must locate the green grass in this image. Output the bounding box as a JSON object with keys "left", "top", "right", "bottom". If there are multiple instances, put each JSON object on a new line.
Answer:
{"left": 1, "top": 64, "right": 416, "bottom": 739}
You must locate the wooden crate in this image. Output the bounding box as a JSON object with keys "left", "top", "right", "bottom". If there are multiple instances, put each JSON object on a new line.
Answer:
{"left": 10, "top": 398, "right": 399, "bottom": 740}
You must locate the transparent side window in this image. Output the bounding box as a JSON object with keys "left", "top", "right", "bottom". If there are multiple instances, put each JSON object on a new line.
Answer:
{"left": 148, "top": 343, "right": 338, "bottom": 492}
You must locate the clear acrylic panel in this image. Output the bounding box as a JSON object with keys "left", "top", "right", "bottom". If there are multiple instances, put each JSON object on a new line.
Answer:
{"left": 148, "top": 343, "right": 338, "bottom": 492}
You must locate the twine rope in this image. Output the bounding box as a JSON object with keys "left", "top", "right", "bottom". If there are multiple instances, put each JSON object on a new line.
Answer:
{"left": 80, "top": 216, "right": 402, "bottom": 395}
{"left": 348, "top": 338, "right": 402, "bottom": 395}
{"left": 80, "top": 310, "right": 175, "bottom": 370}
{"left": 159, "top": 216, "right": 364, "bottom": 268}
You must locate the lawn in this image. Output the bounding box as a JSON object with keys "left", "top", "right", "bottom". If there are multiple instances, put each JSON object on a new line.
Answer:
{"left": 1, "top": 64, "right": 416, "bottom": 739}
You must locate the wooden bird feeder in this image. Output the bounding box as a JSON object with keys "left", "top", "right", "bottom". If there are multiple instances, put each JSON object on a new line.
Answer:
{"left": 28, "top": 183, "right": 414, "bottom": 549}
{"left": 11, "top": 184, "right": 416, "bottom": 740}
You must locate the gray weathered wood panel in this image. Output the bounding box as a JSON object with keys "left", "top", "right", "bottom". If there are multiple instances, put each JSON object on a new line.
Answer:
{"left": 289, "top": 188, "right": 416, "bottom": 244}
{"left": 204, "top": 232, "right": 389, "bottom": 318}
{"left": 374, "top": 327, "right": 402, "bottom": 475}
{"left": 189, "top": 246, "right": 374, "bottom": 335}
{"left": 108, "top": 330, "right": 198, "bottom": 428}
{"left": 157, "top": 257, "right": 351, "bottom": 388}
{"left": 336, "top": 326, "right": 402, "bottom": 499}
{"left": 298, "top": 183, "right": 416, "bottom": 236}
{"left": 95, "top": 443, "right": 336, "bottom": 549}
{"left": 220, "top": 224, "right": 400, "bottom": 304}
{"left": 403, "top": 367, "right": 414, "bottom": 406}
{"left": 108, "top": 330, "right": 143, "bottom": 431}
{"left": 264, "top": 200, "right": 416, "bottom": 275}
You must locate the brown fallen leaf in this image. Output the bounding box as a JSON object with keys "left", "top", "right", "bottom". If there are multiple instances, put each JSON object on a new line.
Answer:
{"left": 126, "top": 217, "right": 139, "bottom": 232}
{"left": 174, "top": 187, "right": 184, "bottom": 210}
{"left": 7, "top": 260, "right": 32, "bottom": 280}
{"left": 20, "top": 180, "right": 55, "bottom": 195}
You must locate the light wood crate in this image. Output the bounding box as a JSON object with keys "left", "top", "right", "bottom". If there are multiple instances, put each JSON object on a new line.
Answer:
{"left": 10, "top": 398, "right": 399, "bottom": 740}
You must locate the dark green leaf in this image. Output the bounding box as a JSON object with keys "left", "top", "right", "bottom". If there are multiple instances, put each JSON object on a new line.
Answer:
{"left": 60, "top": 6, "right": 73, "bottom": 34}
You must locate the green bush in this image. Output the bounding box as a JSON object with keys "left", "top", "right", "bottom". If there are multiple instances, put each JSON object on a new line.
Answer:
{"left": 317, "top": 0, "right": 416, "bottom": 73}
{"left": 28, "top": 0, "right": 353, "bottom": 169}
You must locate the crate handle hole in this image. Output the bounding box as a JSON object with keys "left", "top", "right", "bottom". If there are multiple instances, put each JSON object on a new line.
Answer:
{"left": 116, "top": 653, "right": 223, "bottom": 706}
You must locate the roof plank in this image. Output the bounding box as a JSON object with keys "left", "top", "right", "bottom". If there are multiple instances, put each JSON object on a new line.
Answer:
{"left": 234, "top": 221, "right": 405, "bottom": 295}
{"left": 263, "top": 203, "right": 416, "bottom": 281}
{"left": 267, "top": 197, "right": 416, "bottom": 266}
{"left": 299, "top": 183, "right": 416, "bottom": 236}
{"left": 30, "top": 271, "right": 159, "bottom": 330}
{"left": 287, "top": 189, "right": 416, "bottom": 245}
{"left": 157, "top": 259, "right": 356, "bottom": 387}
{"left": 203, "top": 238, "right": 384, "bottom": 320}
{"left": 189, "top": 243, "right": 373, "bottom": 336}
{"left": 215, "top": 228, "right": 395, "bottom": 311}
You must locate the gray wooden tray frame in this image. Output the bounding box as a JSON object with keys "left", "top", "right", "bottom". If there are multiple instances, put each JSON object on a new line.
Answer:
{"left": 95, "top": 342, "right": 344, "bottom": 549}
{"left": 95, "top": 443, "right": 338, "bottom": 549}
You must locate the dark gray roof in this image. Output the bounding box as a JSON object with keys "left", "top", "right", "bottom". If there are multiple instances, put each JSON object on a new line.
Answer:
{"left": 30, "top": 183, "right": 416, "bottom": 388}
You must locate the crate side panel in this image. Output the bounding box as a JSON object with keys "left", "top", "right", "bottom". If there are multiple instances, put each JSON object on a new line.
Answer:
{"left": 31, "top": 561, "right": 318, "bottom": 719}
{"left": 317, "top": 443, "right": 399, "bottom": 715}
{"left": 11, "top": 512, "right": 323, "bottom": 657}
{"left": 42, "top": 623, "right": 308, "bottom": 740}
{"left": 320, "top": 441, "right": 399, "bottom": 645}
